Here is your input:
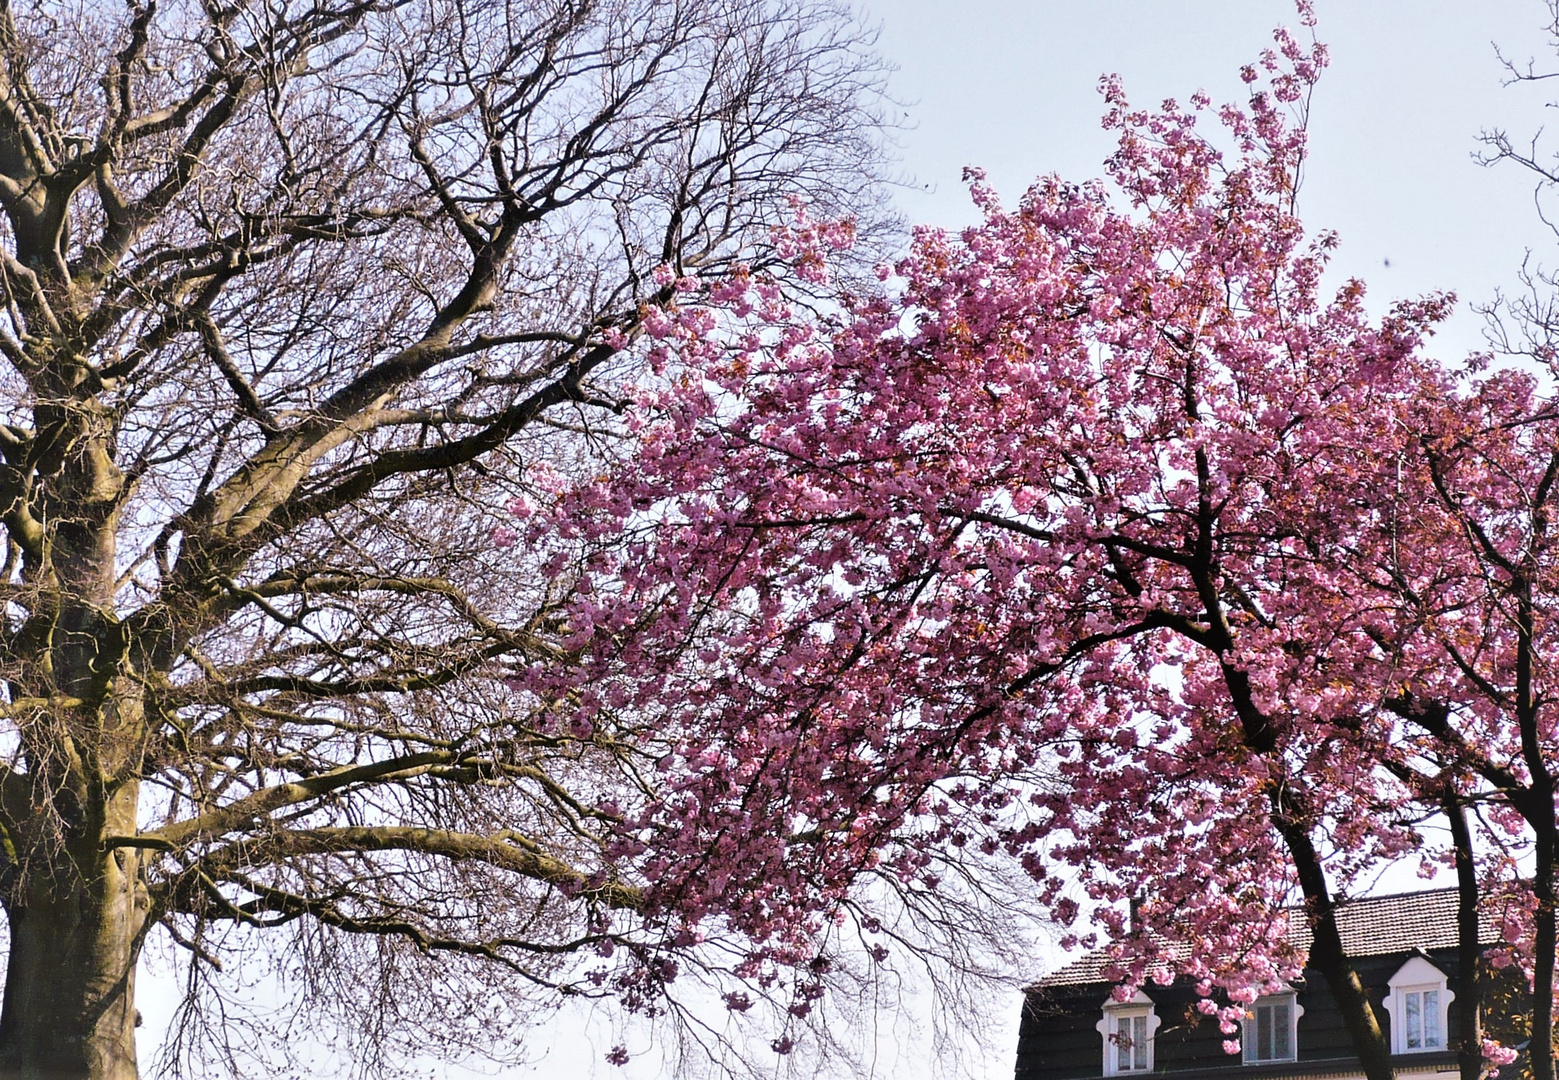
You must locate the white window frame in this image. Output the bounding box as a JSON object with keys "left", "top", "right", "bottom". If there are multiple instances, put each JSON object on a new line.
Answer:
{"left": 1242, "top": 991, "right": 1302, "bottom": 1064}
{"left": 1098, "top": 992, "right": 1160, "bottom": 1076}
{"left": 1382, "top": 956, "right": 1454, "bottom": 1055}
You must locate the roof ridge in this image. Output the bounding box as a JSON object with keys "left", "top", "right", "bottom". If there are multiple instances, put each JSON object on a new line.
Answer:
{"left": 1033, "top": 887, "right": 1500, "bottom": 989}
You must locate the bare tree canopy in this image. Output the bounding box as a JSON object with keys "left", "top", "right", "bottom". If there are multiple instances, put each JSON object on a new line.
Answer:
{"left": 0, "top": 0, "right": 890, "bottom": 1075}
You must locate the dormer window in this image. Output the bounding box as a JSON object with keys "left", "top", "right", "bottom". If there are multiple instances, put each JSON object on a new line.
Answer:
{"left": 1098, "top": 993, "right": 1160, "bottom": 1076}
{"left": 1402, "top": 987, "right": 1441, "bottom": 1049}
{"left": 1113, "top": 1009, "right": 1151, "bottom": 1072}
{"left": 1243, "top": 992, "right": 1302, "bottom": 1063}
{"left": 1383, "top": 956, "right": 1454, "bottom": 1055}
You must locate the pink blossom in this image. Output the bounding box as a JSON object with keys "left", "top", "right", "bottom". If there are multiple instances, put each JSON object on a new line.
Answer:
{"left": 1483, "top": 1040, "right": 1518, "bottom": 1067}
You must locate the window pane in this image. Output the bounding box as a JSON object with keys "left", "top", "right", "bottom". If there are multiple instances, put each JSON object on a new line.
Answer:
{"left": 1112, "top": 1011, "right": 1152, "bottom": 1072}
{"left": 1273, "top": 1003, "right": 1292, "bottom": 1059}
{"left": 1258, "top": 1006, "right": 1274, "bottom": 1060}
{"left": 1423, "top": 991, "right": 1440, "bottom": 1047}
{"left": 1405, "top": 992, "right": 1422, "bottom": 1049}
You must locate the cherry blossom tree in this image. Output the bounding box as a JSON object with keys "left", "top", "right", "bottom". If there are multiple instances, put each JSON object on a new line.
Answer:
{"left": 534, "top": 9, "right": 1559, "bottom": 1080}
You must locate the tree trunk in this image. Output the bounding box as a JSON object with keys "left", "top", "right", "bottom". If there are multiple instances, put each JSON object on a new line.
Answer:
{"left": 1276, "top": 815, "right": 1395, "bottom": 1080}
{"left": 1532, "top": 818, "right": 1557, "bottom": 1080}
{"left": 0, "top": 785, "right": 147, "bottom": 1080}
{"left": 1446, "top": 793, "right": 1482, "bottom": 1080}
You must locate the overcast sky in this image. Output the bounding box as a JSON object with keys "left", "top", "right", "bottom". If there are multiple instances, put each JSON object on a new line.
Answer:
{"left": 876, "top": 0, "right": 1558, "bottom": 365}
{"left": 137, "top": 3, "right": 1559, "bottom": 1077}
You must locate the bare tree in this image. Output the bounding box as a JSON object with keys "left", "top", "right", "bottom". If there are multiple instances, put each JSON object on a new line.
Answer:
{"left": 0, "top": 0, "right": 890, "bottom": 1075}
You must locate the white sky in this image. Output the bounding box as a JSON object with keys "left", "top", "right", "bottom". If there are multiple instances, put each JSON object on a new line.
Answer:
{"left": 877, "top": 0, "right": 1557, "bottom": 365}
{"left": 136, "top": 3, "right": 1559, "bottom": 1078}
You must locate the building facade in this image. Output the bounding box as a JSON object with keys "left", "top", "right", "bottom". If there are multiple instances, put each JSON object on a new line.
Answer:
{"left": 1016, "top": 890, "right": 1507, "bottom": 1080}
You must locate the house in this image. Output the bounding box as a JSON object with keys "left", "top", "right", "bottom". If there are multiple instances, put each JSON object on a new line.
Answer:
{"left": 1016, "top": 889, "right": 1515, "bottom": 1080}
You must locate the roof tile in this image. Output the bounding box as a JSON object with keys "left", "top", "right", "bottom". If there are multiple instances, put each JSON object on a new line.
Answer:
{"left": 1036, "top": 887, "right": 1506, "bottom": 988}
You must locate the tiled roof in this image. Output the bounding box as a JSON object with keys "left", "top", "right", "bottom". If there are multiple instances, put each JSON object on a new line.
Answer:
{"left": 1037, "top": 938, "right": 1189, "bottom": 987}
{"left": 1036, "top": 887, "right": 1506, "bottom": 988}
{"left": 1291, "top": 887, "right": 1502, "bottom": 955}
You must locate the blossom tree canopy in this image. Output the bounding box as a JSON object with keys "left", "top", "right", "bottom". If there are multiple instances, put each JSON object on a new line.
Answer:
{"left": 529, "top": 7, "right": 1559, "bottom": 1079}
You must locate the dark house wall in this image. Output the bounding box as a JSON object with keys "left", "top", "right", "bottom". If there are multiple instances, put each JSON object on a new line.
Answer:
{"left": 1016, "top": 950, "right": 1469, "bottom": 1080}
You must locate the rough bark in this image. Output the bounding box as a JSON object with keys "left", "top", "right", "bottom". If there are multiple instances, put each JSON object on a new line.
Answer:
{"left": 0, "top": 785, "right": 148, "bottom": 1080}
